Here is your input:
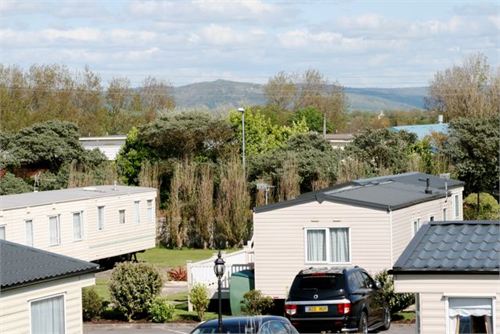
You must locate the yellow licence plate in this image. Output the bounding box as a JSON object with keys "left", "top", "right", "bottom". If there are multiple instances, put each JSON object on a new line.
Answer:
{"left": 305, "top": 306, "right": 328, "bottom": 313}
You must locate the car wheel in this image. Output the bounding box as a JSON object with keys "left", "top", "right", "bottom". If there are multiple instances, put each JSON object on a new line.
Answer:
{"left": 382, "top": 307, "right": 391, "bottom": 330}
{"left": 357, "top": 312, "right": 368, "bottom": 334}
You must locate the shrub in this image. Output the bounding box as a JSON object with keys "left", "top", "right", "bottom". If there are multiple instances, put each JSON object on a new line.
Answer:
{"left": 149, "top": 296, "right": 175, "bottom": 323}
{"left": 109, "top": 262, "right": 163, "bottom": 321}
{"left": 374, "top": 270, "right": 415, "bottom": 314}
{"left": 463, "top": 193, "right": 500, "bottom": 220}
{"left": 82, "top": 287, "right": 103, "bottom": 321}
{"left": 189, "top": 283, "right": 209, "bottom": 321}
{"left": 167, "top": 266, "right": 187, "bottom": 281}
{"left": 242, "top": 290, "right": 274, "bottom": 315}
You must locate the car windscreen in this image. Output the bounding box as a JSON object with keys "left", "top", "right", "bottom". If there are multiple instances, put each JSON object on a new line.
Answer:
{"left": 289, "top": 274, "right": 345, "bottom": 299}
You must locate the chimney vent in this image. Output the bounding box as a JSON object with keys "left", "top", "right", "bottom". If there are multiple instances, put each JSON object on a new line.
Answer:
{"left": 425, "top": 178, "right": 432, "bottom": 194}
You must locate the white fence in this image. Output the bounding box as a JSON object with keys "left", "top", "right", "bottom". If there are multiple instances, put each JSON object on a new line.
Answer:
{"left": 187, "top": 245, "right": 254, "bottom": 311}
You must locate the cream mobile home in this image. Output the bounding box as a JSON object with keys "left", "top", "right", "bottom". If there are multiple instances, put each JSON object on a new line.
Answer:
{"left": 252, "top": 172, "right": 464, "bottom": 299}
{"left": 0, "top": 185, "right": 157, "bottom": 264}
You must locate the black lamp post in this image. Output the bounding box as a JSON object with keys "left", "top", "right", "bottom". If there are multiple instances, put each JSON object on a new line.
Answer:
{"left": 214, "top": 250, "right": 226, "bottom": 334}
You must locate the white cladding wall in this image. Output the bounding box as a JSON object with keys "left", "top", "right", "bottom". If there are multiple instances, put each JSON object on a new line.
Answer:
{"left": 0, "top": 274, "right": 95, "bottom": 334}
{"left": 394, "top": 274, "right": 500, "bottom": 333}
{"left": 253, "top": 201, "right": 390, "bottom": 298}
{"left": 0, "top": 191, "right": 156, "bottom": 261}
{"left": 391, "top": 188, "right": 464, "bottom": 262}
{"left": 253, "top": 192, "right": 464, "bottom": 299}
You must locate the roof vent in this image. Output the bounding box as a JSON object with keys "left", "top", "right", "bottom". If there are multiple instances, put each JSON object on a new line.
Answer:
{"left": 425, "top": 178, "right": 432, "bottom": 194}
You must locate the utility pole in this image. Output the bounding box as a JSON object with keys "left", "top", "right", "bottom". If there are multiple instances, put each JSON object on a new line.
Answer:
{"left": 238, "top": 107, "right": 246, "bottom": 174}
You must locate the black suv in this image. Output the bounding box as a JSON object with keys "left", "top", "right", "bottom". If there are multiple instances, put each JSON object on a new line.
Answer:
{"left": 284, "top": 267, "right": 390, "bottom": 333}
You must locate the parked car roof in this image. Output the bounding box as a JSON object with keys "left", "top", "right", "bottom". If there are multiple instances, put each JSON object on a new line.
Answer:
{"left": 392, "top": 221, "right": 499, "bottom": 275}
{"left": 192, "top": 316, "right": 296, "bottom": 334}
{"left": 0, "top": 240, "right": 99, "bottom": 290}
{"left": 297, "top": 267, "right": 354, "bottom": 275}
{"left": 255, "top": 172, "right": 463, "bottom": 213}
{"left": 0, "top": 185, "right": 157, "bottom": 211}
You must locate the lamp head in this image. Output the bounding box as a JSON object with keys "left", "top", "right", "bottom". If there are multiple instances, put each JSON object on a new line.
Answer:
{"left": 214, "top": 250, "right": 226, "bottom": 278}
{"left": 237, "top": 107, "right": 245, "bottom": 113}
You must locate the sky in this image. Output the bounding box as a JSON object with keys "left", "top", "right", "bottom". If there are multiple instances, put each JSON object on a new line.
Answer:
{"left": 0, "top": 0, "right": 498, "bottom": 88}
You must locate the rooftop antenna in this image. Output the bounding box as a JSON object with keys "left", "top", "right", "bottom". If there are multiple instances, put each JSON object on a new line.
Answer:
{"left": 445, "top": 180, "right": 448, "bottom": 202}
{"left": 425, "top": 178, "right": 432, "bottom": 194}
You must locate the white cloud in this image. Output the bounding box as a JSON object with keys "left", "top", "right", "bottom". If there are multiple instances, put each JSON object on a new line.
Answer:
{"left": 128, "top": 0, "right": 290, "bottom": 24}
{"left": 278, "top": 29, "right": 403, "bottom": 53}
{"left": 191, "top": 24, "right": 266, "bottom": 46}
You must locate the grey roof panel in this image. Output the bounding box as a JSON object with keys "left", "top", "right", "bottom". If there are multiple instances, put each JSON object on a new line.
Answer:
{"left": 0, "top": 185, "right": 156, "bottom": 211}
{"left": 254, "top": 172, "right": 462, "bottom": 213}
{"left": 0, "top": 240, "right": 98, "bottom": 290}
{"left": 392, "top": 221, "right": 500, "bottom": 274}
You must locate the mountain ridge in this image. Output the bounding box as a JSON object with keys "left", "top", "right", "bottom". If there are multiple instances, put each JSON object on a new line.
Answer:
{"left": 172, "top": 79, "right": 428, "bottom": 112}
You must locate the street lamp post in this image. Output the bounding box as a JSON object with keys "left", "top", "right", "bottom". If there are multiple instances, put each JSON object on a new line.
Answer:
{"left": 214, "top": 251, "right": 226, "bottom": 334}
{"left": 238, "top": 107, "right": 246, "bottom": 174}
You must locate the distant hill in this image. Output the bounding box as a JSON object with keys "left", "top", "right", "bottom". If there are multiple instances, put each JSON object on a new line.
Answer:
{"left": 173, "top": 80, "right": 428, "bottom": 112}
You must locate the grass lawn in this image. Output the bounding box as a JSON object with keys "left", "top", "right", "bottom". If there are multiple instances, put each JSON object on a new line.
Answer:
{"left": 94, "top": 278, "right": 111, "bottom": 301}
{"left": 393, "top": 310, "right": 416, "bottom": 322}
{"left": 137, "top": 247, "right": 216, "bottom": 269}
{"left": 137, "top": 247, "right": 239, "bottom": 269}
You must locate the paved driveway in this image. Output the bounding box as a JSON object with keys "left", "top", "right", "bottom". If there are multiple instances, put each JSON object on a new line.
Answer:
{"left": 84, "top": 323, "right": 415, "bottom": 334}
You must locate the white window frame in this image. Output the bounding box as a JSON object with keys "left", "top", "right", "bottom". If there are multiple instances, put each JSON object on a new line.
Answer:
{"left": 29, "top": 293, "right": 67, "bottom": 334}
{"left": 412, "top": 218, "right": 421, "bottom": 236}
{"left": 134, "top": 200, "right": 140, "bottom": 224}
{"left": 304, "top": 227, "right": 351, "bottom": 265}
{"left": 49, "top": 215, "right": 60, "bottom": 246}
{"left": 72, "top": 211, "right": 84, "bottom": 241}
{"left": 147, "top": 199, "right": 154, "bottom": 223}
{"left": 454, "top": 194, "right": 460, "bottom": 218}
{"left": 119, "top": 209, "right": 126, "bottom": 224}
{"left": 445, "top": 296, "right": 496, "bottom": 334}
{"left": 25, "top": 219, "right": 34, "bottom": 246}
{"left": 97, "top": 206, "right": 105, "bottom": 230}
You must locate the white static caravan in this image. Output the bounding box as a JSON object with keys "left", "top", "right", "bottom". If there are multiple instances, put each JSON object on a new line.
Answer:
{"left": 0, "top": 185, "right": 157, "bottom": 264}
{"left": 0, "top": 240, "right": 98, "bottom": 334}
{"left": 79, "top": 135, "right": 127, "bottom": 160}
{"left": 252, "top": 172, "right": 464, "bottom": 300}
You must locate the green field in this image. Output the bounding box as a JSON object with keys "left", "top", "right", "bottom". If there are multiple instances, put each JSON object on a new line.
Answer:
{"left": 137, "top": 247, "right": 220, "bottom": 269}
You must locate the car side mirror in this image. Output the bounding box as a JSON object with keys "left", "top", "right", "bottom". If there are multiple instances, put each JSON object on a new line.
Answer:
{"left": 375, "top": 280, "right": 383, "bottom": 289}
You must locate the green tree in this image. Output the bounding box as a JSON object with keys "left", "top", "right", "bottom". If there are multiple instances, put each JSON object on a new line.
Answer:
{"left": 250, "top": 133, "right": 339, "bottom": 194}
{"left": 443, "top": 117, "right": 499, "bottom": 196}
{"left": 0, "top": 172, "right": 32, "bottom": 195}
{"left": 116, "top": 127, "right": 156, "bottom": 185}
{"left": 229, "top": 107, "right": 308, "bottom": 157}
{"left": 427, "top": 53, "right": 499, "bottom": 120}
{"left": 346, "top": 128, "right": 417, "bottom": 174}
{"left": 0, "top": 120, "right": 105, "bottom": 172}
{"left": 141, "top": 112, "right": 235, "bottom": 161}
{"left": 463, "top": 193, "right": 500, "bottom": 220}
{"left": 291, "top": 107, "right": 332, "bottom": 133}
